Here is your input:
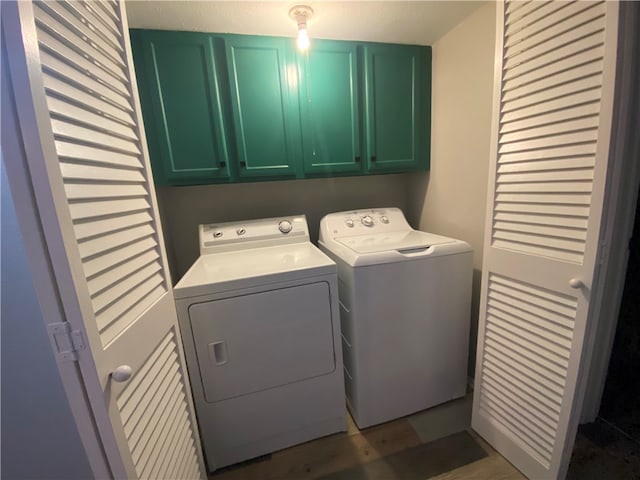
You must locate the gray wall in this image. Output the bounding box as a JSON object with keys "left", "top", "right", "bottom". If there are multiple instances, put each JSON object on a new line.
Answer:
{"left": 409, "top": 3, "right": 497, "bottom": 376}
{"left": 1, "top": 158, "right": 93, "bottom": 480}
{"left": 157, "top": 173, "right": 413, "bottom": 282}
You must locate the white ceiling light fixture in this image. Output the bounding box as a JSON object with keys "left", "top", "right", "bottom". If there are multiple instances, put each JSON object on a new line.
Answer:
{"left": 289, "top": 5, "right": 314, "bottom": 51}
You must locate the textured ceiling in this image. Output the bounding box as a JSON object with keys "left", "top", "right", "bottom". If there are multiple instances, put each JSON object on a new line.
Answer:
{"left": 125, "top": 1, "right": 487, "bottom": 45}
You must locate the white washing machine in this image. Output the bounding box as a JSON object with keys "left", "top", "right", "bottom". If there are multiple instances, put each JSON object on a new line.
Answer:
{"left": 174, "top": 215, "right": 346, "bottom": 471}
{"left": 319, "top": 208, "right": 472, "bottom": 429}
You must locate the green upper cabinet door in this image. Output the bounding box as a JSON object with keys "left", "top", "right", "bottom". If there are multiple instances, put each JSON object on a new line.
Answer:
{"left": 131, "top": 30, "right": 230, "bottom": 185}
{"left": 364, "top": 44, "right": 430, "bottom": 173}
{"left": 298, "top": 40, "right": 361, "bottom": 175}
{"left": 225, "top": 36, "right": 300, "bottom": 178}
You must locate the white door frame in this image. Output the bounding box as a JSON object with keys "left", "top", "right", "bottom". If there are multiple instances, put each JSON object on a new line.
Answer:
{"left": 1, "top": 20, "right": 110, "bottom": 478}
{"left": 580, "top": 0, "right": 640, "bottom": 423}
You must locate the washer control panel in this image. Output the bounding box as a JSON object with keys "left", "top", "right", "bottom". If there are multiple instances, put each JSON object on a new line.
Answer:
{"left": 200, "top": 215, "right": 308, "bottom": 254}
{"left": 323, "top": 208, "right": 412, "bottom": 237}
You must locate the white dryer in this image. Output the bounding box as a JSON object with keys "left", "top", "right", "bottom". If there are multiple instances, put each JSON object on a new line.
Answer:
{"left": 319, "top": 208, "right": 472, "bottom": 429}
{"left": 174, "top": 215, "right": 346, "bottom": 471}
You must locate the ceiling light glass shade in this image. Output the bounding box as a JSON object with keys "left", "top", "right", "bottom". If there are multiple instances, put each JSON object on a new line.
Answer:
{"left": 289, "top": 5, "right": 313, "bottom": 51}
{"left": 297, "top": 26, "right": 310, "bottom": 50}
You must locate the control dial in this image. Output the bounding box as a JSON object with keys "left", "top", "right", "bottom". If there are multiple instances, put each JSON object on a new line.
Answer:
{"left": 361, "top": 215, "right": 374, "bottom": 227}
{"left": 278, "top": 220, "right": 293, "bottom": 234}
{"left": 380, "top": 215, "right": 389, "bottom": 224}
{"left": 236, "top": 228, "right": 246, "bottom": 236}
{"left": 345, "top": 219, "right": 354, "bottom": 228}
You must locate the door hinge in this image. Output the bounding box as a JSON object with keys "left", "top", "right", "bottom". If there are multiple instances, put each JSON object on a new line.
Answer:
{"left": 48, "top": 322, "right": 85, "bottom": 362}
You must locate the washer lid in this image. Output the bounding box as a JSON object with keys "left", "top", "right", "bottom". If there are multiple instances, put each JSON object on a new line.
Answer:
{"left": 174, "top": 243, "right": 336, "bottom": 299}
{"left": 335, "top": 230, "right": 454, "bottom": 254}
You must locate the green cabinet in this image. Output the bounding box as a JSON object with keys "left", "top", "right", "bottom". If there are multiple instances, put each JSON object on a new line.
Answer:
{"left": 364, "top": 44, "right": 430, "bottom": 172}
{"left": 130, "top": 29, "right": 431, "bottom": 186}
{"left": 225, "top": 36, "right": 301, "bottom": 178}
{"left": 298, "top": 40, "right": 361, "bottom": 175}
{"left": 131, "top": 31, "right": 229, "bottom": 185}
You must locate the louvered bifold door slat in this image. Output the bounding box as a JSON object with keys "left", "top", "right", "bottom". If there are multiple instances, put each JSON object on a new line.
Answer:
{"left": 472, "top": 1, "right": 618, "bottom": 479}
{"left": 495, "top": 0, "right": 608, "bottom": 264}
{"left": 480, "top": 274, "right": 576, "bottom": 466}
{"left": 34, "top": 0, "right": 161, "bottom": 346}
{"left": 117, "top": 329, "right": 201, "bottom": 479}
{"left": 8, "top": 1, "right": 205, "bottom": 478}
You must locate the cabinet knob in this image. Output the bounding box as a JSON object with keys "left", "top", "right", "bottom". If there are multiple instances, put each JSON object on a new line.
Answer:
{"left": 219, "top": 161, "right": 226, "bottom": 168}
{"left": 355, "top": 156, "right": 361, "bottom": 163}
{"left": 240, "top": 161, "right": 246, "bottom": 168}
{"left": 371, "top": 155, "right": 377, "bottom": 162}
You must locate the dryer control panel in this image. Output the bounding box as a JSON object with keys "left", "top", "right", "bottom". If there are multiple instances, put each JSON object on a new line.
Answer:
{"left": 200, "top": 215, "right": 309, "bottom": 254}
{"left": 320, "top": 208, "right": 411, "bottom": 238}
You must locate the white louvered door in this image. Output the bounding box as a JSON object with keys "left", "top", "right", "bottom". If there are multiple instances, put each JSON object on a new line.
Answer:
{"left": 3, "top": 1, "right": 205, "bottom": 478}
{"left": 472, "top": 1, "right": 619, "bottom": 479}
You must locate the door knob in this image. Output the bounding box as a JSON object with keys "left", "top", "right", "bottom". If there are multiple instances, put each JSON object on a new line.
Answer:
{"left": 111, "top": 365, "right": 133, "bottom": 383}
{"left": 569, "top": 278, "right": 585, "bottom": 289}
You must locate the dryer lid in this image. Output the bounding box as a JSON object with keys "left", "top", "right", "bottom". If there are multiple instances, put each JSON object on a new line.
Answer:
{"left": 334, "top": 230, "right": 454, "bottom": 255}
{"left": 174, "top": 243, "right": 335, "bottom": 299}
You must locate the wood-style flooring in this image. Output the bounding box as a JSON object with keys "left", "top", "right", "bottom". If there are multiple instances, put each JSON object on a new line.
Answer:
{"left": 210, "top": 399, "right": 525, "bottom": 480}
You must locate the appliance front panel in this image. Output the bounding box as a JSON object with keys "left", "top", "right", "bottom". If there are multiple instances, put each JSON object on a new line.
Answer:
{"left": 189, "top": 282, "right": 336, "bottom": 403}
{"left": 347, "top": 250, "right": 473, "bottom": 427}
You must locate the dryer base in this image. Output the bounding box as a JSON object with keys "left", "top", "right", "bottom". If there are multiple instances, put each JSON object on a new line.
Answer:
{"left": 211, "top": 414, "right": 346, "bottom": 470}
